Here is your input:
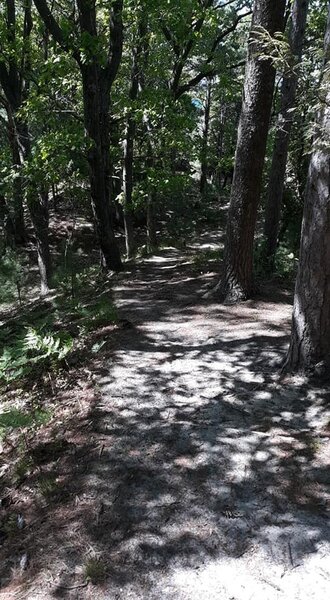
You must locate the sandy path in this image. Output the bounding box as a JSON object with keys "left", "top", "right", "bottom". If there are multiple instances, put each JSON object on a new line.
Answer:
{"left": 5, "top": 243, "right": 328, "bottom": 600}
{"left": 85, "top": 246, "right": 329, "bottom": 600}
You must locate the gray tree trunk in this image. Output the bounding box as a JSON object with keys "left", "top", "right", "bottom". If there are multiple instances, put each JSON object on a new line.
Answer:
{"left": 200, "top": 78, "right": 212, "bottom": 196}
{"left": 263, "top": 0, "right": 309, "bottom": 271}
{"left": 216, "top": 0, "right": 286, "bottom": 303}
{"left": 285, "top": 5, "right": 330, "bottom": 375}
{"left": 122, "top": 14, "right": 146, "bottom": 259}
{"left": 123, "top": 115, "right": 136, "bottom": 259}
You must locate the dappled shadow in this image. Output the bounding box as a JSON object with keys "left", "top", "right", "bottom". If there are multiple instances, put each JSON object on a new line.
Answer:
{"left": 0, "top": 243, "right": 329, "bottom": 598}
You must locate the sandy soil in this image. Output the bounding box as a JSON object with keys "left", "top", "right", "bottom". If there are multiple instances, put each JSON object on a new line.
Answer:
{"left": 1, "top": 237, "right": 329, "bottom": 599}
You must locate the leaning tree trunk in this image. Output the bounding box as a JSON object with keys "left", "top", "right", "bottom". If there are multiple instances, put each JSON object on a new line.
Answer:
{"left": 216, "top": 0, "right": 286, "bottom": 303}
{"left": 263, "top": 0, "right": 309, "bottom": 271}
{"left": 81, "top": 67, "right": 122, "bottom": 271}
{"left": 285, "top": 5, "right": 330, "bottom": 375}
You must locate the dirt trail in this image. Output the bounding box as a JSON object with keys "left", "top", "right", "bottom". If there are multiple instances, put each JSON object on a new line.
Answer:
{"left": 3, "top": 240, "right": 330, "bottom": 599}
{"left": 86, "top": 244, "right": 329, "bottom": 600}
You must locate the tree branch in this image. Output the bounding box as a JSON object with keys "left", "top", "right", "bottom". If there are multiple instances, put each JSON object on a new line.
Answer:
{"left": 33, "top": 0, "right": 69, "bottom": 51}
{"left": 159, "top": 19, "right": 180, "bottom": 56}
{"left": 175, "top": 68, "right": 216, "bottom": 98}
{"left": 170, "top": 0, "right": 214, "bottom": 93}
{"left": 106, "top": 0, "right": 123, "bottom": 87}
{"left": 175, "top": 9, "right": 251, "bottom": 98}
{"left": 207, "top": 10, "right": 252, "bottom": 61}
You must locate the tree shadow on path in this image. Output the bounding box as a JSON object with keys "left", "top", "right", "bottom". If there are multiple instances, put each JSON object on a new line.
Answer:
{"left": 62, "top": 247, "right": 329, "bottom": 595}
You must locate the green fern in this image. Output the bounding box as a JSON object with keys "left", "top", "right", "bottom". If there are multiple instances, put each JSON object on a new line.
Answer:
{"left": 0, "top": 328, "right": 74, "bottom": 384}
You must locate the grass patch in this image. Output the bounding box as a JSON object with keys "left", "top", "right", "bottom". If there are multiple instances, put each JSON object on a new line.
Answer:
{"left": 84, "top": 558, "right": 106, "bottom": 584}
{"left": 0, "top": 408, "right": 51, "bottom": 440}
{"left": 37, "top": 474, "right": 59, "bottom": 499}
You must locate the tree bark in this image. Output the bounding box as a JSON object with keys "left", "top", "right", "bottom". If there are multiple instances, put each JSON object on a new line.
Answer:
{"left": 123, "top": 115, "right": 136, "bottom": 259}
{"left": 263, "top": 0, "right": 309, "bottom": 271}
{"left": 216, "top": 0, "right": 286, "bottom": 303}
{"left": 27, "top": 189, "right": 52, "bottom": 295}
{"left": 0, "top": 194, "right": 15, "bottom": 250}
{"left": 81, "top": 68, "right": 122, "bottom": 271}
{"left": 122, "top": 13, "right": 146, "bottom": 259}
{"left": 200, "top": 78, "right": 212, "bottom": 196}
{"left": 6, "top": 109, "right": 26, "bottom": 245}
{"left": 147, "top": 191, "right": 157, "bottom": 251}
{"left": 17, "top": 118, "right": 53, "bottom": 294}
{"left": 285, "top": 5, "right": 330, "bottom": 375}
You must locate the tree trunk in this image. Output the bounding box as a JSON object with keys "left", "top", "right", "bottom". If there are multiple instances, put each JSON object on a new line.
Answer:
{"left": 16, "top": 118, "right": 53, "bottom": 293}
{"left": 216, "top": 0, "right": 286, "bottom": 303}
{"left": 285, "top": 5, "right": 330, "bottom": 375}
{"left": 147, "top": 191, "right": 157, "bottom": 251}
{"left": 123, "top": 115, "right": 136, "bottom": 258}
{"left": 34, "top": 0, "right": 124, "bottom": 270}
{"left": 0, "top": 194, "right": 15, "bottom": 250}
{"left": 81, "top": 68, "right": 122, "bottom": 271}
{"left": 200, "top": 78, "right": 212, "bottom": 196}
{"left": 27, "top": 189, "right": 52, "bottom": 295}
{"left": 122, "top": 21, "right": 144, "bottom": 259}
{"left": 6, "top": 106, "right": 26, "bottom": 245}
{"left": 263, "top": 0, "right": 309, "bottom": 271}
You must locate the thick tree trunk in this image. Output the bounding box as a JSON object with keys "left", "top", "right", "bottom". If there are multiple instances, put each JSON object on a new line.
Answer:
{"left": 81, "top": 68, "right": 122, "bottom": 271}
{"left": 263, "top": 0, "right": 309, "bottom": 271}
{"left": 200, "top": 78, "right": 212, "bottom": 196}
{"left": 285, "top": 6, "right": 330, "bottom": 375}
{"left": 216, "top": 0, "right": 286, "bottom": 303}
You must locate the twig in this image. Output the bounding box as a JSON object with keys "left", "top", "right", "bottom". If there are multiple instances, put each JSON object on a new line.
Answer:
{"left": 53, "top": 581, "right": 89, "bottom": 591}
{"left": 288, "top": 540, "right": 295, "bottom": 567}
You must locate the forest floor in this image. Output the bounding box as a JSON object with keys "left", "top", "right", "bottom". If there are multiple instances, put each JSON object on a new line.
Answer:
{"left": 0, "top": 227, "right": 330, "bottom": 599}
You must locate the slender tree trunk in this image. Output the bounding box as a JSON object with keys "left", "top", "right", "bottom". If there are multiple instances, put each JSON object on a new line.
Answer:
{"left": 214, "top": 103, "right": 226, "bottom": 191}
{"left": 0, "top": 0, "right": 53, "bottom": 292}
{"left": 200, "top": 78, "right": 212, "bottom": 195}
{"left": 16, "top": 119, "right": 53, "bottom": 293}
{"left": 285, "top": 5, "right": 330, "bottom": 376}
{"left": 123, "top": 115, "right": 136, "bottom": 258}
{"left": 27, "top": 189, "right": 52, "bottom": 295}
{"left": 6, "top": 107, "right": 26, "bottom": 244}
{"left": 216, "top": 0, "right": 286, "bottom": 303}
{"left": 122, "top": 17, "right": 145, "bottom": 259}
{"left": 263, "top": 0, "right": 309, "bottom": 271}
{"left": 81, "top": 68, "right": 122, "bottom": 271}
{"left": 0, "top": 194, "right": 15, "bottom": 250}
{"left": 147, "top": 191, "right": 157, "bottom": 250}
